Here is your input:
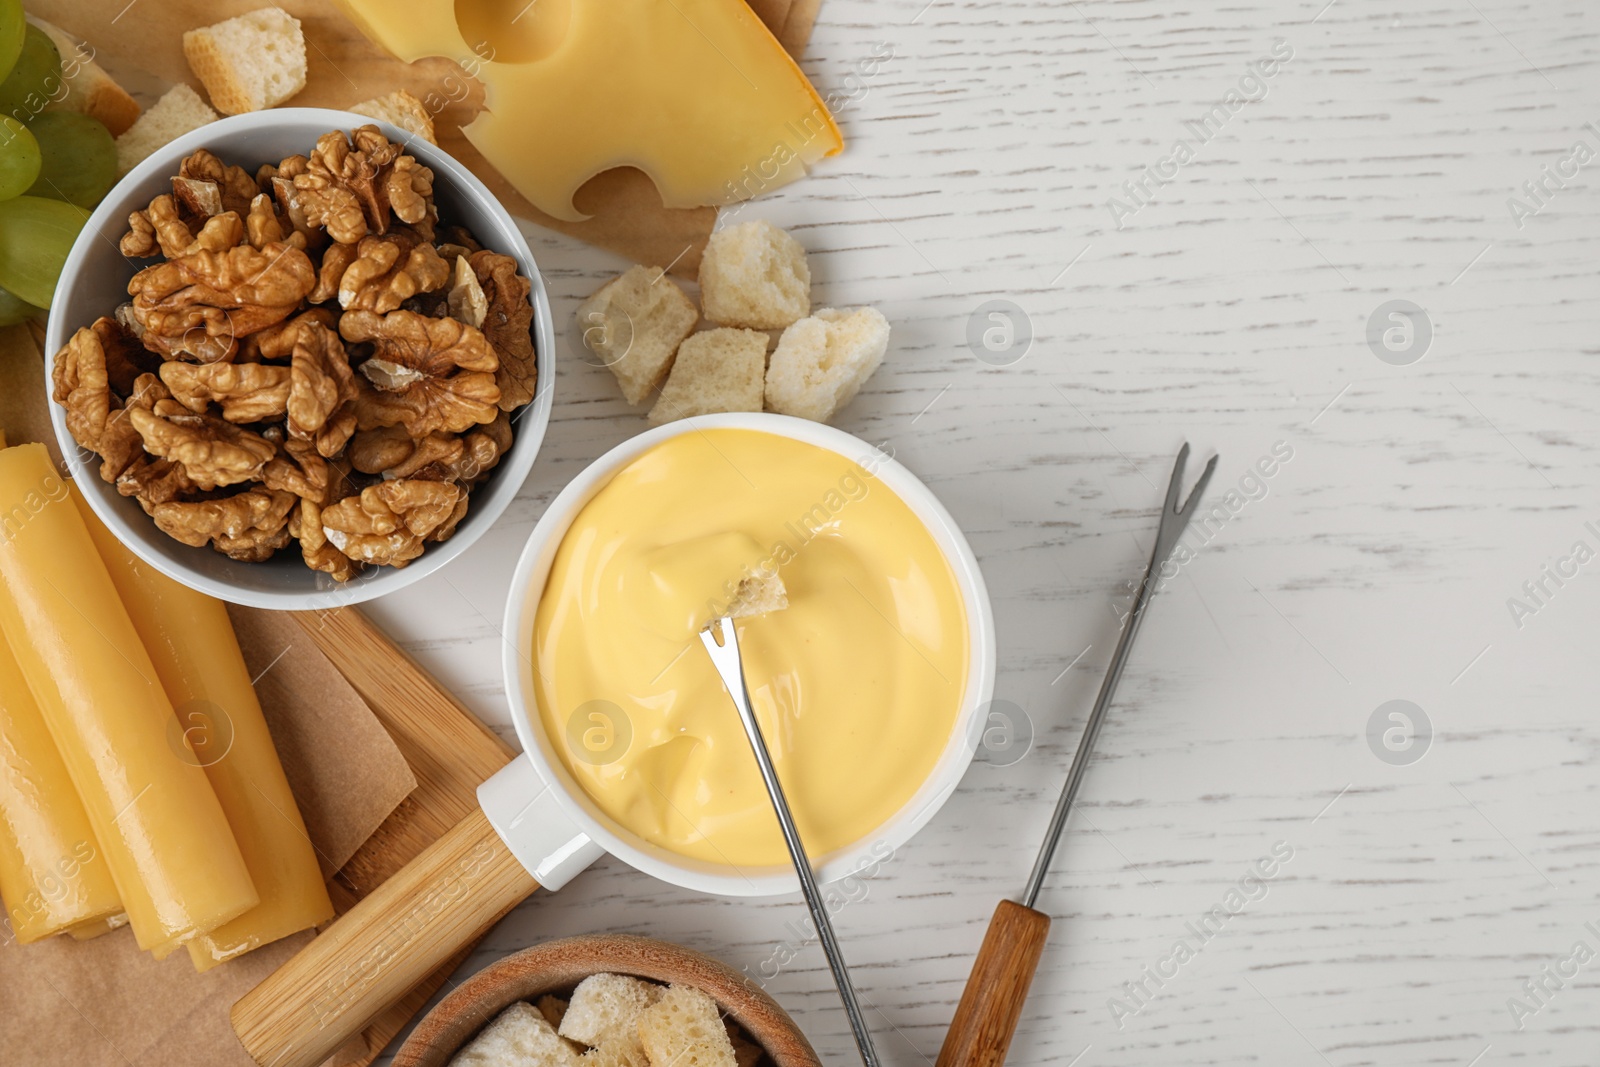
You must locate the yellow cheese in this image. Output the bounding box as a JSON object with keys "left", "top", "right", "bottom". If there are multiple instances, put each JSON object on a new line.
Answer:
{"left": 334, "top": 0, "right": 843, "bottom": 221}
{"left": 65, "top": 915, "right": 127, "bottom": 940}
{"left": 533, "top": 430, "right": 969, "bottom": 868}
{"left": 0, "top": 444, "right": 257, "bottom": 950}
{"left": 73, "top": 490, "right": 334, "bottom": 971}
{"left": 0, "top": 631, "right": 123, "bottom": 943}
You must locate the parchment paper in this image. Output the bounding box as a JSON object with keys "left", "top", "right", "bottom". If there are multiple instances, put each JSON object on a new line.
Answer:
{"left": 227, "top": 605, "right": 419, "bottom": 878}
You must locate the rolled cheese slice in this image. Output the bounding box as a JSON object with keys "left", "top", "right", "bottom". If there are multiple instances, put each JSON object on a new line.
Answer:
{"left": 0, "top": 630, "right": 124, "bottom": 943}
{"left": 0, "top": 444, "right": 257, "bottom": 949}
{"left": 75, "top": 489, "right": 334, "bottom": 970}
{"left": 65, "top": 914, "right": 127, "bottom": 940}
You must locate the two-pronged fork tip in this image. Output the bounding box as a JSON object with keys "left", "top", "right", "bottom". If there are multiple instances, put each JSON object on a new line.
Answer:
{"left": 1167, "top": 441, "right": 1220, "bottom": 517}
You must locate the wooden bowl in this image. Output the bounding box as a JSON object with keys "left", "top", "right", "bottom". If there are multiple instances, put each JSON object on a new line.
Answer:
{"left": 393, "top": 934, "right": 823, "bottom": 1067}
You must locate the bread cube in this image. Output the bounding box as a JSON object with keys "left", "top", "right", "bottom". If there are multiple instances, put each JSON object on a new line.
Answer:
{"left": 576, "top": 266, "right": 699, "bottom": 405}
{"left": 114, "top": 85, "right": 217, "bottom": 176}
{"left": 727, "top": 571, "right": 788, "bottom": 619}
{"left": 350, "top": 89, "right": 436, "bottom": 145}
{"left": 183, "top": 7, "right": 307, "bottom": 115}
{"left": 579, "top": 1042, "right": 650, "bottom": 1067}
{"left": 558, "top": 973, "right": 663, "bottom": 1049}
{"left": 535, "top": 994, "right": 568, "bottom": 1030}
{"left": 648, "top": 329, "right": 766, "bottom": 426}
{"left": 698, "top": 220, "right": 810, "bottom": 329}
{"left": 764, "top": 307, "right": 890, "bottom": 423}
{"left": 638, "top": 985, "right": 738, "bottom": 1067}
{"left": 32, "top": 17, "right": 141, "bottom": 136}
{"left": 448, "top": 1001, "right": 580, "bottom": 1067}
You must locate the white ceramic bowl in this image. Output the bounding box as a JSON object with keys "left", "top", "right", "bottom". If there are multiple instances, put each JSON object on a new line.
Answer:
{"left": 502, "top": 413, "right": 996, "bottom": 897}
{"left": 44, "top": 108, "right": 555, "bottom": 610}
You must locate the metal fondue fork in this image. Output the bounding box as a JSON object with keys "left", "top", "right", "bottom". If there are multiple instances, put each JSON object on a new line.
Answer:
{"left": 936, "top": 441, "right": 1217, "bottom": 1067}
{"left": 699, "top": 618, "right": 882, "bottom": 1067}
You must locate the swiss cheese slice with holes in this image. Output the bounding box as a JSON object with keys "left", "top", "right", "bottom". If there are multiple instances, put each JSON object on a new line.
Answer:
{"left": 333, "top": 0, "right": 844, "bottom": 221}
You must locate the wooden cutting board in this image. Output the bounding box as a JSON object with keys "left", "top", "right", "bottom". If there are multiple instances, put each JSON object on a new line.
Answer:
{"left": 30, "top": 0, "right": 820, "bottom": 277}
{"left": 291, "top": 607, "right": 517, "bottom": 1067}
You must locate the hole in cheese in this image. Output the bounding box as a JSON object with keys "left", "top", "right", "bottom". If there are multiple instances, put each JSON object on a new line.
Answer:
{"left": 454, "top": 0, "right": 572, "bottom": 63}
{"left": 338, "top": 0, "right": 843, "bottom": 222}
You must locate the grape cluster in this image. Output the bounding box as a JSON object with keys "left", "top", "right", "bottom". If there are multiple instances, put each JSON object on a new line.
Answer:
{"left": 0, "top": 0, "right": 118, "bottom": 323}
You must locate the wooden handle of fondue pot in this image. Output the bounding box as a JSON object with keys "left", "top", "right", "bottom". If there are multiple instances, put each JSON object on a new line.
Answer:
{"left": 231, "top": 806, "right": 538, "bottom": 1067}
{"left": 935, "top": 899, "right": 1053, "bottom": 1067}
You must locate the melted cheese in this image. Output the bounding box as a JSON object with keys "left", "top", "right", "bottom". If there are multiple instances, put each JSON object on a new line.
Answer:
{"left": 533, "top": 430, "right": 968, "bottom": 868}
{"left": 334, "top": 0, "right": 843, "bottom": 221}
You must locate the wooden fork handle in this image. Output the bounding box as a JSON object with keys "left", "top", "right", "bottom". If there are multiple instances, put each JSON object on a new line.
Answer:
{"left": 231, "top": 807, "right": 537, "bottom": 1067}
{"left": 935, "top": 899, "right": 1052, "bottom": 1067}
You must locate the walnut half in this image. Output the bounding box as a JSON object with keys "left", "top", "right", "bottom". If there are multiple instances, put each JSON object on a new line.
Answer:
{"left": 52, "top": 318, "right": 160, "bottom": 482}
{"left": 291, "top": 126, "right": 434, "bottom": 244}
{"left": 288, "top": 321, "right": 359, "bottom": 457}
{"left": 290, "top": 498, "right": 360, "bottom": 581}
{"left": 128, "top": 241, "right": 317, "bottom": 362}
{"left": 342, "top": 309, "right": 500, "bottom": 436}
{"left": 159, "top": 361, "right": 292, "bottom": 423}
{"left": 470, "top": 250, "right": 537, "bottom": 411}
{"left": 129, "top": 407, "right": 276, "bottom": 490}
{"left": 320, "top": 479, "right": 463, "bottom": 568}
{"left": 151, "top": 488, "right": 296, "bottom": 562}
{"left": 337, "top": 231, "right": 449, "bottom": 313}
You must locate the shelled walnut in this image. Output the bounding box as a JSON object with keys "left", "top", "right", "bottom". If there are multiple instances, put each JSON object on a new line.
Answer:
{"left": 293, "top": 127, "right": 434, "bottom": 244}
{"left": 151, "top": 489, "right": 297, "bottom": 562}
{"left": 343, "top": 309, "right": 500, "bottom": 436}
{"left": 337, "top": 231, "right": 450, "bottom": 313}
{"left": 128, "top": 241, "right": 317, "bottom": 362}
{"left": 470, "top": 251, "right": 537, "bottom": 411}
{"left": 319, "top": 479, "right": 462, "bottom": 568}
{"left": 52, "top": 129, "right": 539, "bottom": 577}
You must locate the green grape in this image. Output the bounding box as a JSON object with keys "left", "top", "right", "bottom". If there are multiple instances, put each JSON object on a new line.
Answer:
{"left": 25, "top": 113, "right": 114, "bottom": 207}
{"left": 0, "top": 283, "right": 40, "bottom": 325}
{"left": 0, "top": 1, "right": 24, "bottom": 89}
{"left": 0, "top": 24, "right": 59, "bottom": 123}
{"left": 0, "top": 117, "right": 40, "bottom": 201}
{"left": 0, "top": 195, "right": 88, "bottom": 308}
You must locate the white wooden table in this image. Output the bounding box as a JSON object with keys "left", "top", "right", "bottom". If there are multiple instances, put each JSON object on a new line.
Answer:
{"left": 370, "top": 1, "right": 1600, "bottom": 1062}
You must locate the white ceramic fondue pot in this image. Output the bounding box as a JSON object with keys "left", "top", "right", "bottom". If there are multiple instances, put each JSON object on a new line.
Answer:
{"left": 234, "top": 413, "right": 994, "bottom": 1067}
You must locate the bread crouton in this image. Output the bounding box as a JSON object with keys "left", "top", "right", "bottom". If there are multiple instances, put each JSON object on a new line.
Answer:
{"left": 448, "top": 1001, "right": 580, "bottom": 1067}
{"left": 557, "top": 973, "right": 663, "bottom": 1050}
{"left": 727, "top": 571, "right": 787, "bottom": 619}
{"left": 648, "top": 328, "right": 765, "bottom": 426}
{"left": 577, "top": 266, "right": 698, "bottom": 405}
{"left": 764, "top": 307, "right": 889, "bottom": 423}
{"left": 349, "top": 89, "right": 436, "bottom": 145}
{"left": 114, "top": 84, "right": 217, "bottom": 176}
{"left": 578, "top": 1042, "right": 649, "bottom": 1067}
{"left": 536, "top": 994, "right": 568, "bottom": 1030}
{"left": 698, "top": 220, "right": 810, "bottom": 330}
{"left": 637, "top": 984, "right": 738, "bottom": 1067}
{"left": 30, "top": 17, "right": 141, "bottom": 136}
{"left": 183, "top": 7, "right": 307, "bottom": 115}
